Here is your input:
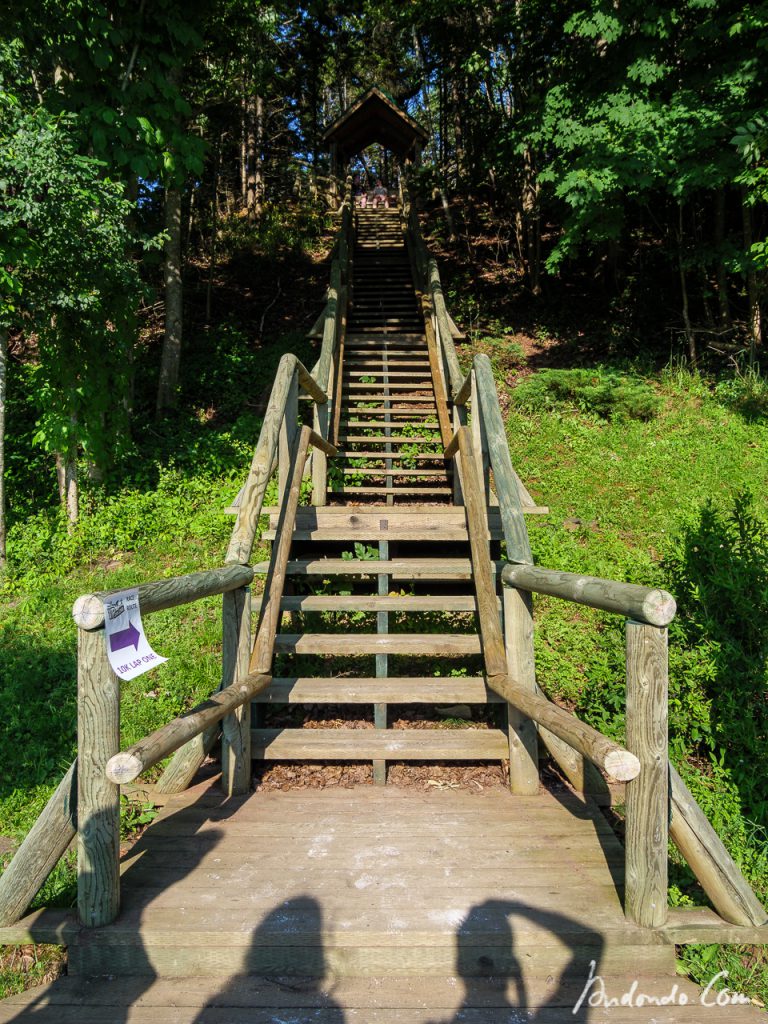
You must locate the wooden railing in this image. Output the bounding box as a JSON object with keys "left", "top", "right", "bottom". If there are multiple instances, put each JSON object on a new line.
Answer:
{"left": 0, "top": 199, "right": 351, "bottom": 929}
{"left": 409, "top": 172, "right": 767, "bottom": 933}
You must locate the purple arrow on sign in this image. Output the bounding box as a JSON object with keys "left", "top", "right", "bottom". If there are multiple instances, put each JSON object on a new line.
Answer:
{"left": 109, "top": 620, "right": 141, "bottom": 653}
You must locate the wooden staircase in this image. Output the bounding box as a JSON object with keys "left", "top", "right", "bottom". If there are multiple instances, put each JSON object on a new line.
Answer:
{"left": 334, "top": 207, "right": 452, "bottom": 503}
{"left": 0, "top": 181, "right": 765, "bottom": 1023}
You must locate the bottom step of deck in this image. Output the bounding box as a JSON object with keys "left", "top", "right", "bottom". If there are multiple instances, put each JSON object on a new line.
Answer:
{"left": 0, "top": 782, "right": 763, "bottom": 1022}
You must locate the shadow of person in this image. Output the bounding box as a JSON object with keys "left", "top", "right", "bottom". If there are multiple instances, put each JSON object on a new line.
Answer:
{"left": 190, "top": 895, "right": 345, "bottom": 1022}
{"left": 2, "top": 795, "right": 230, "bottom": 1022}
{"left": 435, "top": 898, "right": 605, "bottom": 1024}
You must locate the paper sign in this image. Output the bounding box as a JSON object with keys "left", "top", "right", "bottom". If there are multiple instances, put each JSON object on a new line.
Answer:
{"left": 103, "top": 588, "right": 167, "bottom": 681}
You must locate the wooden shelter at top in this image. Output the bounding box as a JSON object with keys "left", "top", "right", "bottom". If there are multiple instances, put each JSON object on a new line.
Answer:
{"left": 322, "top": 85, "right": 428, "bottom": 180}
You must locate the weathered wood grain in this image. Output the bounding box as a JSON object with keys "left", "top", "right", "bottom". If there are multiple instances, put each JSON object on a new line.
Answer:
{"left": 72, "top": 564, "right": 254, "bottom": 631}
{"left": 106, "top": 670, "right": 272, "bottom": 786}
{"left": 225, "top": 352, "right": 298, "bottom": 565}
{"left": 625, "top": 622, "right": 668, "bottom": 927}
{"left": 454, "top": 428, "right": 507, "bottom": 679}
{"left": 501, "top": 564, "right": 677, "bottom": 626}
{"left": 77, "top": 629, "right": 120, "bottom": 927}
{"left": 487, "top": 674, "right": 640, "bottom": 783}
{"left": 670, "top": 763, "right": 767, "bottom": 926}
{"left": 250, "top": 425, "right": 312, "bottom": 675}
{"left": 0, "top": 759, "right": 77, "bottom": 926}
{"left": 220, "top": 586, "right": 252, "bottom": 797}
{"left": 503, "top": 586, "right": 539, "bottom": 795}
{"left": 250, "top": 727, "right": 508, "bottom": 760}
{"left": 472, "top": 354, "right": 532, "bottom": 565}
{"left": 272, "top": 633, "right": 482, "bottom": 655}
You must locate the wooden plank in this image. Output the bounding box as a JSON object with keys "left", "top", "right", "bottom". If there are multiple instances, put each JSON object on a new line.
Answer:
{"left": 251, "top": 727, "right": 508, "bottom": 760}
{"left": 328, "top": 486, "right": 453, "bottom": 495}
{"left": 77, "top": 629, "right": 120, "bottom": 927}
{"left": 16, "top": 973, "right": 731, "bottom": 1015}
{"left": 272, "top": 633, "right": 482, "bottom": 655}
{"left": 220, "top": 586, "right": 252, "bottom": 797}
{"left": 661, "top": 906, "right": 768, "bottom": 945}
{"left": 503, "top": 586, "right": 540, "bottom": 795}
{"left": 252, "top": 677, "right": 503, "bottom": 703}
{"left": 0, "top": 760, "right": 78, "bottom": 926}
{"left": 253, "top": 558, "right": 498, "bottom": 578}
{"left": 278, "top": 595, "right": 482, "bottom": 612}
{"left": 670, "top": 763, "right": 768, "bottom": 926}
{"left": 262, "top": 529, "right": 495, "bottom": 542}
{"left": 625, "top": 621, "right": 668, "bottom": 927}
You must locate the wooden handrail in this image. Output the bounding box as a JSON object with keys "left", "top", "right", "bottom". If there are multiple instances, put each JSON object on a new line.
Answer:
{"left": 447, "top": 427, "right": 640, "bottom": 783}
{"left": 72, "top": 564, "right": 254, "bottom": 631}
{"left": 105, "top": 672, "right": 272, "bottom": 784}
{"left": 106, "top": 426, "right": 316, "bottom": 787}
{"left": 501, "top": 564, "right": 677, "bottom": 627}
{"left": 472, "top": 353, "right": 533, "bottom": 565}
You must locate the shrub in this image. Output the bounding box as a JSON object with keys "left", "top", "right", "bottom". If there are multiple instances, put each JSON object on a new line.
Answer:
{"left": 513, "top": 367, "right": 661, "bottom": 421}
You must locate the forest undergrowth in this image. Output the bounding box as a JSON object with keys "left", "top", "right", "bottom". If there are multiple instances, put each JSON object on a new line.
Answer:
{"left": 1, "top": 200, "right": 767, "bottom": 1003}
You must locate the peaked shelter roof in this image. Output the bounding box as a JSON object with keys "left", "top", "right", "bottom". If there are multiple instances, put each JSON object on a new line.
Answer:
{"left": 321, "top": 86, "right": 428, "bottom": 162}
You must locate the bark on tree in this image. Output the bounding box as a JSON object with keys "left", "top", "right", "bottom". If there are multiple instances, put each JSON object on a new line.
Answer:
{"left": 156, "top": 186, "right": 183, "bottom": 413}
{"left": 522, "top": 147, "right": 541, "bottom": 297}
{"left": 741, "top": 187, "right": 763, "bottom": 366}
{"left": 677, "top": 205, "right": 698, "bottom": 367}
{"left": 714, "top": 188, "right": 732, "bottom": 331}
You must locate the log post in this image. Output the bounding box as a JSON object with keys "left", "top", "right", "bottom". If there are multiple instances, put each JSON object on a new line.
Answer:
{"left": 279, "top": 371, "right": 299, "bottom": 504}
{"left": 0, "top": 759, "right": 78, "bottom": 926}
{"left": 503, "top": 586, "right": 539, "bottom": 794}
{"left": 221, "top": 585, "right": 253, "bottom": 796}
{"left": 625, "top": 621, "right": 669, "bottom": 927}
{"left": 77, "top": 628, "right": 120, "bottom": 927}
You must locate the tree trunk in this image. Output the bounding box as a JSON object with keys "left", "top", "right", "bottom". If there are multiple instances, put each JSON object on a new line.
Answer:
{"left": 714, "top": 188, "right": 732, "bottom": 331}
{"left": 254, "top": 94, "right": 264, "bottom": 218}
{"left": 741, "top": 187, "right": 762, "bottom": 366}
{"left": 522, "top": 148, "right": 541, "bottom": 296}
{"left": 206, "top": 136, "right": 222, "bottom": 325}
{"left": 240, "top": 92, "right": 248, "bottom": 209}
{"left": 0, "top": 329, "right": 7, "bottom": 568}
{"left": 677, "top": 204, "right": 697, "bottom": 366}
{"left": 156, "top": 186, "right": 183, "bottom": 413}
{"left": 246, "top": 93, "right": 257, "bottom": 222}
{"left": 64, "top": 453, "right": 78, "bottom": 528}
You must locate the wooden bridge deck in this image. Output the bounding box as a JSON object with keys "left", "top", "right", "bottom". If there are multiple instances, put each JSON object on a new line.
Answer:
{"left": 1, "top": 776, "right": 763, "bottom": 1021}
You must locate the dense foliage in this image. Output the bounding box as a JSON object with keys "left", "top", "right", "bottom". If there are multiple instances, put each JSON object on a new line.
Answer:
{"left": 0, "top": 0, "right": 766, "bottom": 1002}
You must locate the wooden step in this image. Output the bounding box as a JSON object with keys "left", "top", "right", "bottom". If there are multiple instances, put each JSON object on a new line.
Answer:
{"left": 252, "top": 677, "right": 500, "bottom": 704}
{"left": 338, "top": 435, "right": 441, "bottom": 444}
{"left": 273, "top": 633, "right": 481, "bottom": 656}
{"left": 252, "top": 558, "right": 489, "bottom": 578}
{"left": 329, "top": 486, "right": 453, "bottom": 495}
{"left": 338, "top": 452, "right": 445, "bottom": 460}
{"left": 5, "top": 973, "right": 750, "bottom": 1022}
{"left": 345, "top": 382, "right": 434, "bottom": 390}
{"left": 278, "top": 594, "right": 482, "bottom": 612}
{"left": 339, "top": 468, "right": 450, "bottom": 478}
{"left": 251, "top": 727, "right": 508, "bottom": 760}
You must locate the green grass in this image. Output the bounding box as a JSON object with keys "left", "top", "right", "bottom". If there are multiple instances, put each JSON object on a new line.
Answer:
{"left": 497, "top": 363, "right": 768, "bottom": 1004}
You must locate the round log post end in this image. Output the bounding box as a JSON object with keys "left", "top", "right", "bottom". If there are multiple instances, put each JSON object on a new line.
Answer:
{"left": 605, "top": 749, "right": 641, "bottom": 782}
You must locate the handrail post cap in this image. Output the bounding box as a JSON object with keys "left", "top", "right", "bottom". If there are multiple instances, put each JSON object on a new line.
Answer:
{"left": 72, "top": 594, "right": 105, "bottom": 631}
